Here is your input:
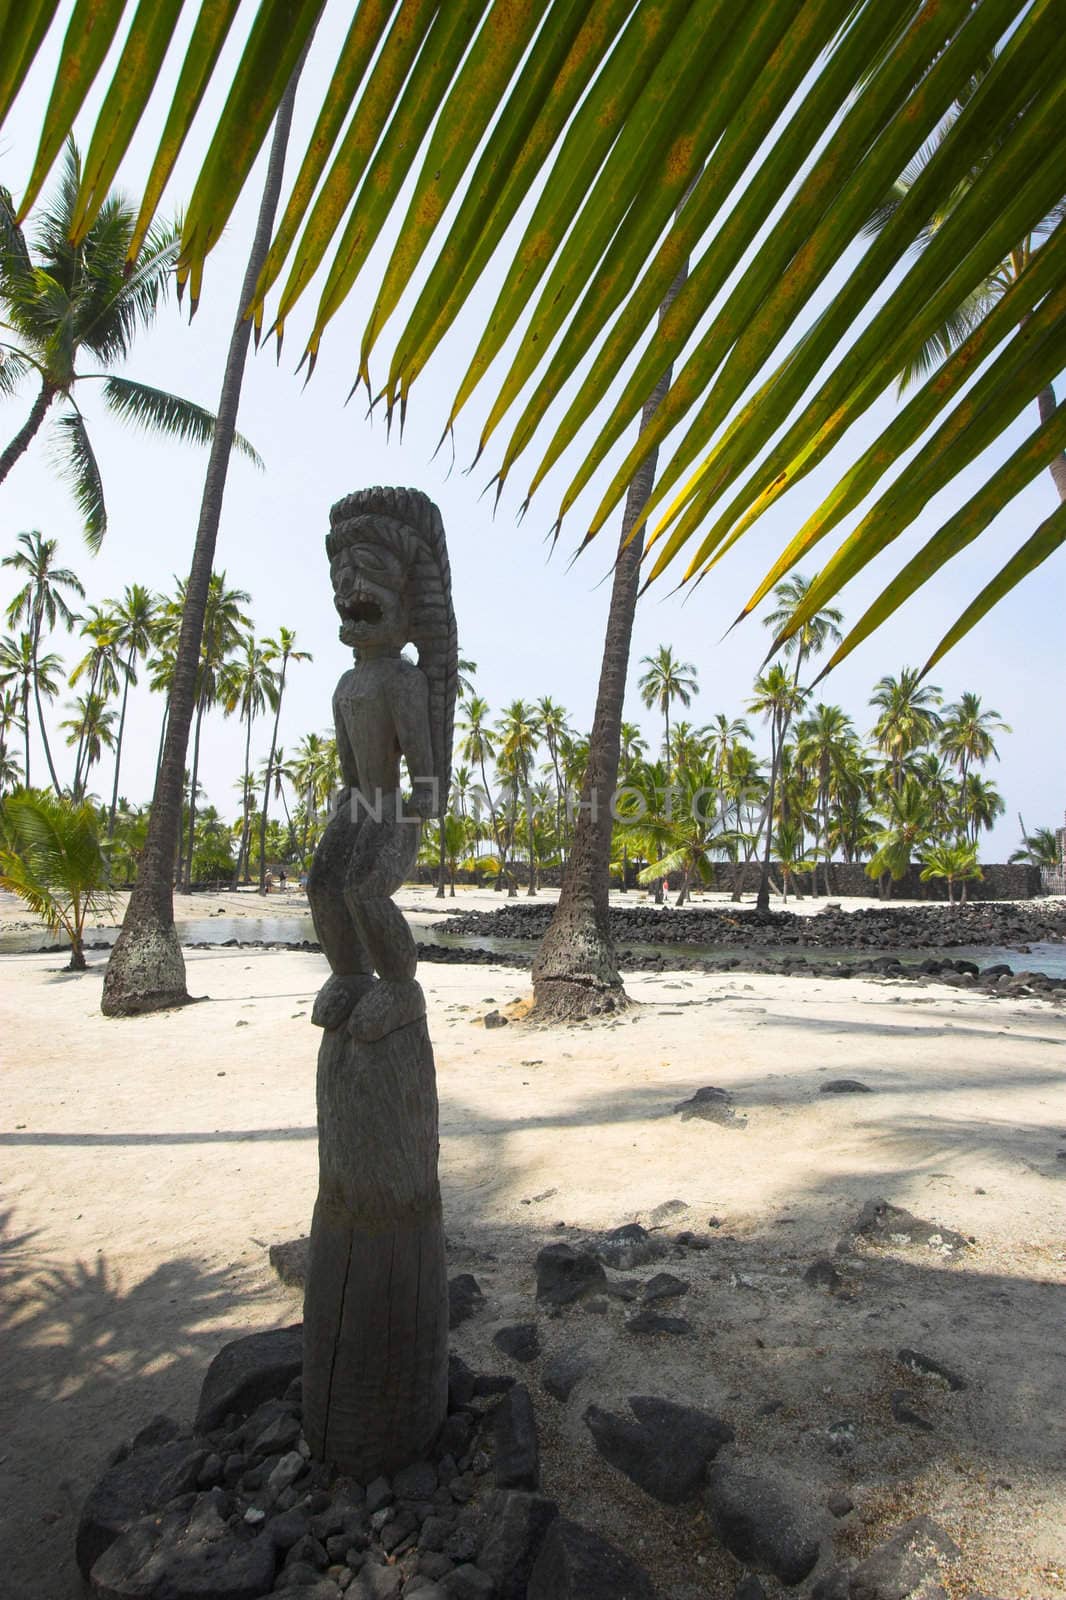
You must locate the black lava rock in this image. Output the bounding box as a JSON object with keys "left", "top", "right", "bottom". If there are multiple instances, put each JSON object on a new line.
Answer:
{"left": 76, "top": 1439, "right": 208, "bottom": 1579}
{"left": 584, "top": 1396, "right": 733, "bottom": 1504}
{"left": 897, "top": 1347, "right": 967, "bottom": 1391}
{"left": 820, "top": 1079, "right": 873, "bottom": 1094}
{"left": 194, "top": 1322, "right": 303, "bottom": 1433}
{"left": 527, "top": 1517, "right": 657, "bottom": 1600}
{"left": 542, "top": 1350, "right": 590, "bottom": 1402}
{"left": 88, "top": 1488, "right": 277, "bottom": 1599}
{"left": 493, "top": 1323, "right": 540, "bottom": 1363}
{"left": 845, "top": 1198, "right": 969, "bottom": 1254}
{"left": 705, "top": 1460, "right": 821, "bottom": 1585}
{"left": 535, "top": 1243, "right": 607, "bottom": 1307}
{"left": 448, "top": 1274, "right": 486, "bottom": 1330}
{"left": 493, "top": 1384, "right": 540, "bottom": 1491}
{"left": 593, "top": 1224, "right": 666, "bottom": 1270}
{"left": 477, "top": 1489, "right": 559, "bottom": 1600}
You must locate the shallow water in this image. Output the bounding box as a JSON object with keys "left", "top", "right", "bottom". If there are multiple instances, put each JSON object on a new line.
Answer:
{"left": 3, "top": 912, "right": 1065, "bottom": 979}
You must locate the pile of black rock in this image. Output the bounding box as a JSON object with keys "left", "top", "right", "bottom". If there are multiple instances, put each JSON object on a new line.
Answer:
{"left": 434, "top": 899, "right": 1066, "bottom": 953}
{"left": 77, "top": 1214, "right": 984, "bottom": 1599}
{"left": 75, "top": 1320, "right": 655, "bottom": 1600}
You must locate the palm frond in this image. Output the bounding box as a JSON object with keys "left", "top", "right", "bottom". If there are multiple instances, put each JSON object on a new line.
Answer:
{"left": 99, "top": 375, "right": 263, "bottom": 467}
{"left": 50, "top": 407, "right": 106, "bottom": 549}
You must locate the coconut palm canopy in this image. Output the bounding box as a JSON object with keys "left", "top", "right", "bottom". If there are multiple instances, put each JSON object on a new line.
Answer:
{"left": 3, "top": 0, "right": 1064, "bottom": 667}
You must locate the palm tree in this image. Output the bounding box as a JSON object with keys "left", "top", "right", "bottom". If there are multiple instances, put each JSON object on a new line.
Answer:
{"left": 753, "top": 575, "right": 841, "bottom": 909}
{"left": 631, "top": 757, "right": 735, "bottom": 906}
{"left": 458, "top": 695, "right": 509, "bottom": 892}
{"left": 939, "top": 691, "right": 1009, "bottom": 783}
{"left": 291, "top": 732, "right": 333, "bottom": 862}
{"left": 0, "top": 684, "right": 24, "bottom": 768}
{"left": 106, "top": 585, "right": 158, "bottom": 838}
{"left": 68, "top": 604, "right": 123, "bottom": 794}
{"left": 920, "top": 840, "right": 982, "bottom": 906}
{"left": 1010, "top": 825, "right": 1060, "bottom": 869}
{"left": 496, "top": 699, "right": 541, "bottom": 897}
{"left": 0, "top": 789, "right": 112, "bottom": 969}
{"left": 0, "top": 634, "right": 35, "bottom": 784}
{"left": 0, "top": 142, "right": 260, "bottom": 545}
{"left": 870, "top": 669, "right": 943, "bottom": 791}
{"left": 707, "top": 713, "right": 753, "bottom": 784}
{"left": 256, "top": 627, "right": 311, "bottom": 893}
{"left": 101, "top": 59, "right": 308, "bottom": 1018}
{"left": 3, "top": 530, "right": 84, "bottom": 791}
{"left": 865, "top": 779, "right": 933, "bottom": 892}
{"left": 0, "top": 747, "right": 22, "bottom": 793}
{"left": 60, "top": 690, "right": 117, "bottom": 797}
{"left": 535, "top": 695, "right": 569, "bottom": 860}
{"left": 771, "top": 817, "right": 816, "bottom": 904}
{"left": 220, "top": 636, "right": 279, "bottom": 887}
{"left": 796, "top": 703, "right": 856, "bottom": 895}
{"left": 166, "top": 573, "right": 252, "bottom": 892}
{"left": 957, "top": 770, "right": 1004, "bottom": 847}
{"left": 747, "top": 663, "right": 807, "bottom": 912}
{"left": 638, "top": 645, "right": 698, "bottom": 770}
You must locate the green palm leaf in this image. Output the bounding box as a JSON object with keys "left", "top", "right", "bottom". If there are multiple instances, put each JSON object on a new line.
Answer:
{"left": 100, "top": 374, "right": 264, "bottom": 467}
{"left": 51, "top": 407, "right": 106, "bottom": 549}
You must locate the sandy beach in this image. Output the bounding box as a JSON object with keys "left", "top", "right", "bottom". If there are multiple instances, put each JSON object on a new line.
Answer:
{"left": 2, "top": 932, "right": 1064, "bottom": 1599}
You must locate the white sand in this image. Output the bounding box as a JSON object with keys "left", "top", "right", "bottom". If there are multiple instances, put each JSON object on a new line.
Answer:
{"left": 2, "top": 946, "right": 1064, "bottom": 1598}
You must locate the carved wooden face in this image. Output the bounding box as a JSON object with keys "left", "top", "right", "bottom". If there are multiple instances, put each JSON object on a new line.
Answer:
{"left": 330, "top": 542, "right": 411, "bottom": 651}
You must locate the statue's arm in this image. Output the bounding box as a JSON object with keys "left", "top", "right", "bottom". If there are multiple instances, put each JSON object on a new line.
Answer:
{"left": 332, "top": 678, "right": 360, "bottom": 798}
{"left": 391, "top": 665, "right": 436, "bottom": 819}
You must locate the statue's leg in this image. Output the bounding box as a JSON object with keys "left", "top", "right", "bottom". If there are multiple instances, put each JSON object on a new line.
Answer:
{"left": 344, "top": 809, "right": 424, "bottom": 1041}
{"left": 307, "top": 807, "right": 376, "bottom": 1030}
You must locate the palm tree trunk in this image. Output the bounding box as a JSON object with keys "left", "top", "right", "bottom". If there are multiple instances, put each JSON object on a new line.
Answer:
{"left": 258, "top": 664, "right": 287, "bottom": 892}
{"left": 101, "top": 61, "right": 306, "bottom": 1016}
{"left": 107, "top": 653, "right": 134, "bottom": 838}
{"left": 152, "top": 701, "right": 169, "bottom": 791}
{"left": 183, "top": 700, "right": 205, "bottom": 893}
{"left": 533, "top": 255, "right": 690, "bottom": 1018}
{"left": 0, "top": 380, "right": 55, "bottom": 486}
{"left": 31, "top": 650, "right": 61, "bottom": 793}
{"left": 21, "top": 677, "right": 31, "bottom": 787}
{"left": 524, "top": 777, "right": 537, "bottom": 896}
{"left": 233, "top": 710, "right": 253, "bottom": 887}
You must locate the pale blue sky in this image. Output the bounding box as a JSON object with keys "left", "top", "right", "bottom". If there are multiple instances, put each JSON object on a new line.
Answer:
{"left": 1, "top": 5, "right": 1061, "bottom": 854}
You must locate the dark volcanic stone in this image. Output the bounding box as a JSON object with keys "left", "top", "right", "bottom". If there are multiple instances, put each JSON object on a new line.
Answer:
{"left": 493, "top": 1322, "right": 540, "bottom": 1363}
{"left": 828, "top": 1491, "right": 855, "bottom": 1518}
{"left": 493, "top": 1384, "right": 539, "bottom": 1491}
{"left": 447, "top": 1354, "right": 477, "bottom": 1410}
{"left": 804, "top": 1258, "right": 844, "bottom": 1293}
{"left": 535, "top": 1242, "right": 607, "bottom": 1306}
{"left": 845, "top": 1199, "right": 968, "bottom": 1254}
{"left": 542, "top": 1350, "right": 590, "bottom": 1402}
{"left": 76, "top": 1440, "right": 208, "bottom": 1578}
{"left": 393, "top": 1460, "right": 439, "bottom": 1501}
{"left": 642, "top": 1272, "right": 689, "bottom": 1303}
{"left": 593, "top": 1224, "right": 666, "bottom": 1270}
{"left": 897, "top": 1348, "right": 967, "bottom": 1391}
{"left": 735, "top": 1580, "right": 767, "bottom": 1600}
{"left": 527, "top": 1517, "right": 656, "bottom": 1600}
{"left": 448, "top": 1274, "right": 486, "bottom": 1330}
{"left": 890, "top": 1390, "right": 935, "bottom": 1432}
{"left": 268, "top": 1236, "right": 310, "bottom": 1289}
{"left": 88, "top": 1488, "right": 277, "bottom": 1599}
{"left": 706, "top": 1460, "right": 821, "bottom": 1585}
{"left": 477, "top": 1490, "right": 559, "bottom": 1600}
{"left": 673, "top": 1086, "right": 743, "bottom": 1126}
{"left": 440, "top": 1564, "right": 495, "bottom": 1598}
{"left": 814, "top": 1514, "right": 960, "bottom": 1599}
{"left": 584, "top": 1396, "right": 733, "bottom": 1504}
{"left": 820, "top": 1079, "right": 873, "bottom": 1095}
{"left": 625, "top": 1311, "right": 691, "bottom": 1336}
{"left": 194, "top": 1322, "right": 303, "bottom": 1433}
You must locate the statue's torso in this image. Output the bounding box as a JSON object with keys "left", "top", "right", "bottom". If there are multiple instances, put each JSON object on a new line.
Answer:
{"left": 334, "top": 657, "right": 421, "bottom": 796}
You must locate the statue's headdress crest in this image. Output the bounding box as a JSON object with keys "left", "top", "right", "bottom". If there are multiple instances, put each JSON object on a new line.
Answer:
{"left": 327, "top": 487, "right": 457, "bottom": 811}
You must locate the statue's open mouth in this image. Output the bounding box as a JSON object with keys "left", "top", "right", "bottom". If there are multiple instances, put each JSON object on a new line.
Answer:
{"left": 342, "top": 595, "right": 383, "bottom": 624}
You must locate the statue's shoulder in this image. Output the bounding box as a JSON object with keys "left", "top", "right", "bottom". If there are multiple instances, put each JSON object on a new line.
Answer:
{"left": 332, "top": 666, "right": 358, "bottom": 699}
